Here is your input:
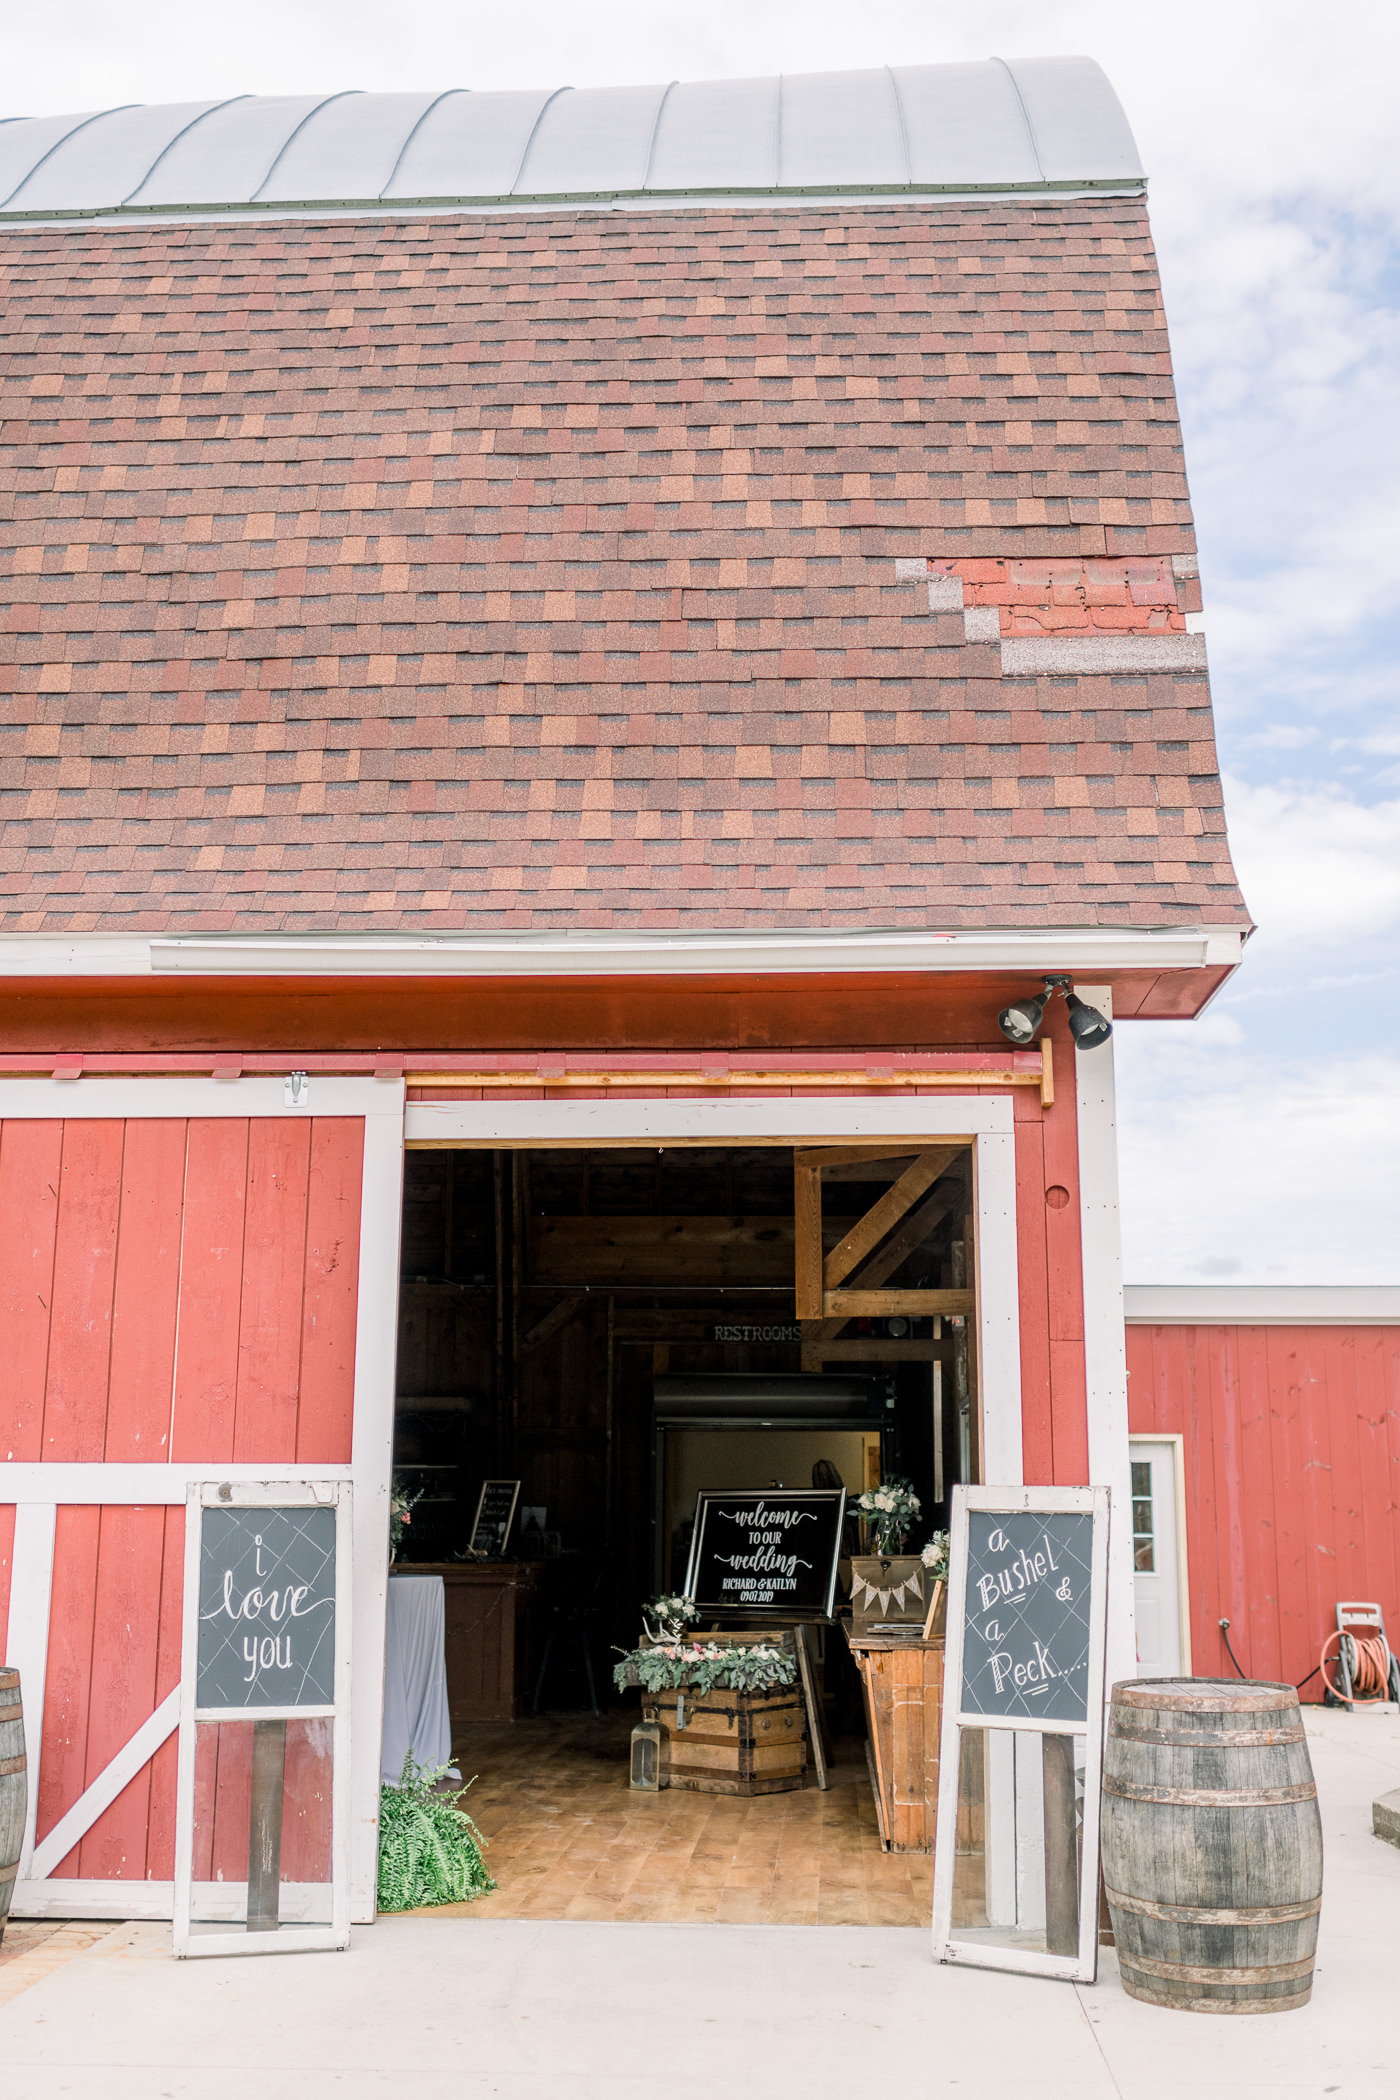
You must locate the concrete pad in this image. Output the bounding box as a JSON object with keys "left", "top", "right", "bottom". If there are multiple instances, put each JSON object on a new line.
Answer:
{"left": 1373, "top": 1787, "right": 1400, "bottom": 1847}
{"left": 0, "top": 1707, "right": 1396, "bottom": 2100}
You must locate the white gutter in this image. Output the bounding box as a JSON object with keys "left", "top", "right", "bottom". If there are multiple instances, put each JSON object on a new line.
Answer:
{"left": 0, "top": 926, "right": 1246, "bottom": 979}
{"left": 1124, "top": 1285, "right": 1400, "bottom": 1326}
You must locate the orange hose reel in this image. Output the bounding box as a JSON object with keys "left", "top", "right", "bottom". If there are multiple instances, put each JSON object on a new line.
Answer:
{"left": 1320, "top": 1627, "right": 1394, "bottom": 1703}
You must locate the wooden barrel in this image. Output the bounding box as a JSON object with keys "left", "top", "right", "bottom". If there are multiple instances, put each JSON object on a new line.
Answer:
{"left": 1101, "top": 1679, "right": 1322, "bottom": 2014}
{"left": 0, "top": 1666, "right": 25, "bottom": 1943}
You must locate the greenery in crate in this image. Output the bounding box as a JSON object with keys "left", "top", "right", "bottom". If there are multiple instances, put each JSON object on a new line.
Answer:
{"left": 613, "top": 1640, "right": 798, "bottom": 1696}
{"left": 377, "top": 1755, "right": 496, "bottom": 1912}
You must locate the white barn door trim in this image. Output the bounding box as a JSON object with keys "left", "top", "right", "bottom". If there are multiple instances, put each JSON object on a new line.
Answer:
{"left": 0, "top": 1075, "right": 405, "bottom": 1924}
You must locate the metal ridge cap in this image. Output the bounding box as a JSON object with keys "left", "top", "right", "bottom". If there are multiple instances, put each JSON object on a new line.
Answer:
{"left": 1125, "top": 1285, "right": 1400, "bottom": 1326}
{"left": 0, "top": 177, "right": 1147, "bottom": 230}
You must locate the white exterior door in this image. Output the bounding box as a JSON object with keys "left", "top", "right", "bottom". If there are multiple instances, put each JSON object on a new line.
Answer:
{"left": 1128, "top": 1438, "right": 1188, "bottom": 1678}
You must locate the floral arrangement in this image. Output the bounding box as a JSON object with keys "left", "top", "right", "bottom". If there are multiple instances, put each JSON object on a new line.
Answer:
{"left": 377, "top": 1755, "right": 495, "bottom": 1911}
{"left": 921, "top": 1531, "right": 951, "bottom": 1581}
{"left": 613, "top": 1641, "right": 798, "bottom": 1697}
{"left": 642, "top": 1593, "right": 700, "bottom": 1643}
{"left": 389, "top": 1473, "right": 421, "bottom": 1554}
{"left": 856, "top": 1477, "right": 922, "bottom": 1554}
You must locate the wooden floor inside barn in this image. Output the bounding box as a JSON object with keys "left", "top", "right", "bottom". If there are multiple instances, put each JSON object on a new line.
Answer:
{"left": 409, "top": 1713, "right": 933, "bottom": 1926}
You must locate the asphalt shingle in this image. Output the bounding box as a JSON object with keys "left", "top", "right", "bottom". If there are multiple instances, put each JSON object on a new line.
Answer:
{"left": 0, "top": 198, "right": 1248, "bottom": 934}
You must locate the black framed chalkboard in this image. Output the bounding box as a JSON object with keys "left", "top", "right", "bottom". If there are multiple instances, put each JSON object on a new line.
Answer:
{"left": 957, "top": 1510, "right": 1095, "bottom": 1725}
{"left": 469, "top": 1479, "right": 520, "bottom": 1558}
{"left": 196, "top": 1504, "right": 337, "bottom": 1710}
{"left": 684, "top": 1489, "right": 846, "bottom": 1616}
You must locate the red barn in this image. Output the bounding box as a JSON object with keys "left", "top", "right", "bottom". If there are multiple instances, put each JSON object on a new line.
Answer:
{"left": 0, "top": 60, "right": 1252, "bottom": 1926}
{"left": 1125, "top": 1287, "right": 1400, "bottom": 1699}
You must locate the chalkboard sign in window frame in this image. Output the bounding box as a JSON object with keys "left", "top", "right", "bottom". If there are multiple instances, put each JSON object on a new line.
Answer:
{"left": 683, "top": 1487, "right": 848, "bottom": 1620}
{"left": 173, "top": 1479, "right": 353, "bottom": 1960}
{"left": 931, "top": 1484, "right": 1110, "bottom": 1986}
{"left": 468, "top": 1478, "right": 521, "bottom": 1559}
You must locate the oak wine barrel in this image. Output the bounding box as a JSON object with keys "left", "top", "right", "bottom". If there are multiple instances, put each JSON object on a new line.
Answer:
{"left": 0, "top": 1666, "right": 25, "bottom": 1943}
{"left": 1101, "top": 1679, "right": 1322, "bottom": 2014}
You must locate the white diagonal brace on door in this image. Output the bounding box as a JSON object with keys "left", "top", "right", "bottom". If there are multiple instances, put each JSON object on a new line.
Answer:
{"left": 4, "top": 1502, "right": 57, "bottom": 1879}
{"left": 28, "top": 1688, "right": 181, "bottom": 1881}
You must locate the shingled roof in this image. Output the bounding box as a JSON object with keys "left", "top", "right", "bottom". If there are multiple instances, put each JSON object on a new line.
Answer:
{"left": 0, "top": 64, "right": 1249, "bottom": 938}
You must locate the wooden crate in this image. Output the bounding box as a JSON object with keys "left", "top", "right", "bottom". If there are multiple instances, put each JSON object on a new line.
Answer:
{"left": 649, "top": 1684, "right": 807, "bottom": 1795}
{"left": 845, "top": 1629, "right": 944, "bottom": 1851}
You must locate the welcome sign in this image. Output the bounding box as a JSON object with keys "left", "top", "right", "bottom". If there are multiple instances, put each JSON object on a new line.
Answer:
{"left": 685, "top": 1488, "right": 846, "bottom": 1617}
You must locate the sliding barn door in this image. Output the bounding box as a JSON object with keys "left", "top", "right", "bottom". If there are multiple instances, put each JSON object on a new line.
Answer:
{"left": 0, "top": 1075, "right": 403, "bottom": 1921}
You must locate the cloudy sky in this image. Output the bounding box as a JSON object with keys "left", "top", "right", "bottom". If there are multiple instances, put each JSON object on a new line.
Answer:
{"left": 8, "top": 0, "right": 1399, "bottom": 1282}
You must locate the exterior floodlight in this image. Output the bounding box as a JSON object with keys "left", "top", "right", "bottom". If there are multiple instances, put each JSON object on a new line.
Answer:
{"left": 997, "top": 975, "right": 1113, "bottom": 1049}
{"left": 1064, "top": 990, "right": 1112, "bottom": 1048}
{"left": 997, "top": 990, "right": 1050, "bottom": 1045}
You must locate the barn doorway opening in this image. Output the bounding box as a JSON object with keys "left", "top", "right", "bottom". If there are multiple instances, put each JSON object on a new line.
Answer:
{"left": 387, "top": 1140, "right": 977, "bottom": 1922}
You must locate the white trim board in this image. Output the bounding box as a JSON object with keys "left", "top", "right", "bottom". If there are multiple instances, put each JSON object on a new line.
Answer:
{"left": 1124, "top": 1286, "right": 1400, "bottom": 1325}
{"left": 1073, "top": 989, "right": 1136, "bottom": 1693}
{"left": 29, "top": 1691, "right": 180, "bottom": 1881}
{"left": 0, "top": 926, "right": 1247, "bottom": 979}
{"left": 0, "top": 1074, "right": 403, "bottom": 1119}
{"left": 406, "top": 1094, "right": 1015, "bottom": 1146}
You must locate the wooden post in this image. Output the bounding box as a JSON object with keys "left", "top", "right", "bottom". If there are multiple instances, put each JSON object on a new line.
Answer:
{"left": 246, "top": 1718, "right": 287, "bottom": 1931}
{"left": 1042, "top": 1730, "right": 1079, "bottom": 1956}
{"left": 793, "top": 1160, "right": 823, "bottom": 1319}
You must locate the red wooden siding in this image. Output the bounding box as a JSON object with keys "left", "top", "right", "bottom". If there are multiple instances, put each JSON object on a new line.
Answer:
{"left": 1014, "top": 1010, "right": 1089, "bottom": 1487}
{"left": 1127, "top": 1322, "right": 1400, "bottom": 1698}
{"left": 0, "top": 1114, "right": 363, "bottom": 1882}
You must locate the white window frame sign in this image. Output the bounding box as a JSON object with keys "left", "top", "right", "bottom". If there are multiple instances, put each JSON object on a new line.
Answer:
{"left": 932, "top": 1483, "right": 1110, "bottom": 1984}
{"left": 174, "top": 1479, "right": 354, "bottom": 1958}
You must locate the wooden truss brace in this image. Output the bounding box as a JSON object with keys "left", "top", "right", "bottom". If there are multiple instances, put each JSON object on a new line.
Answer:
{"left": 794, "top": 1144, "right": 973, "bottom": 1327}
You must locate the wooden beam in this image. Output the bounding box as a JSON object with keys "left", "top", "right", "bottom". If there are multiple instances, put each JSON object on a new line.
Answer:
{"left": 1040, "top": 1036, "right": 1054, "bottom": 1109}
{"left": 823, "top": 1147, "right": 962, "bottom": 1291}
{"left": 823, "top": 1288, "right": 975, "bottom": 1318}
{"left": 795, "top": 1145, "right": 929, "bottom": 1172}
{"left": 793, "top": 1159, "right": 823, "bottom": 1320}
{"left": 807, "top": 1180, "right": 964, "bottom": 1341}
{"left": 816, "top": 1156, "right": 920, "bottom": 1182}
{"left": 519, "top": 1292, "right": 587, "bottom": 1354}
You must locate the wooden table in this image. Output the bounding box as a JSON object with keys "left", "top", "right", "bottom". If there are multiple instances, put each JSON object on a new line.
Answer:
{"left": 844, "top": 1624, "right": 944, "bottom": 1851}
{"left": 407, "top": 1561, "right": 547, "bottom": 1726}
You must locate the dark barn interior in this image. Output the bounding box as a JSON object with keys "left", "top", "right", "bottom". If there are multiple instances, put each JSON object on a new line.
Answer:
{"left": 391, "top": 1142, "right": 976, "bottom": 1675}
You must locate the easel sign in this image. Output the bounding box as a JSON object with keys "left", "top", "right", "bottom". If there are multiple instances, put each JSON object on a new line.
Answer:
{"left": 469, "top": 1479, "right": 520, "bottom": 1558}
{"left": 931, "top": 1485, "right": 1109, "bottom": 1983}
{"left": 173, "top": 1481, "right": 353, "bottom": 1957}
{"left": 684, "top": 1488, "right": 847, "bottom": 1618}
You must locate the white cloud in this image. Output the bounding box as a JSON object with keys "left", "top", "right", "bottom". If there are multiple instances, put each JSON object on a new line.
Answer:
{"left": 1116, "top": 1044, "right": 1400, "bottom": 1284}
{"left": 1223, "top": 776, "right": 1400, "bottom": 947}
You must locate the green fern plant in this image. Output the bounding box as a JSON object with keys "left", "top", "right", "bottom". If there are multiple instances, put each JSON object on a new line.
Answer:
{"left": 377, "top": 1755, "right": 496, "bottom": 1912}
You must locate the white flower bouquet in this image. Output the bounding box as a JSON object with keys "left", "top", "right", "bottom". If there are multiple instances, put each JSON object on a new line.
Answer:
{"left": 642, "top": 1592, "right": 700, "bottom": 1643}
{"left": 855, "top": 1478, "right": 922, "bottom": 1554}
{"left": 921, "top": 1530, "right": 950, "bottom": 1581}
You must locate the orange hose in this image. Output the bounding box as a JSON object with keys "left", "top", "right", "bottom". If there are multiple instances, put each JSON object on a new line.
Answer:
{"left": 1320, "top": 1629, "right": 1392, "bottom": 1702}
